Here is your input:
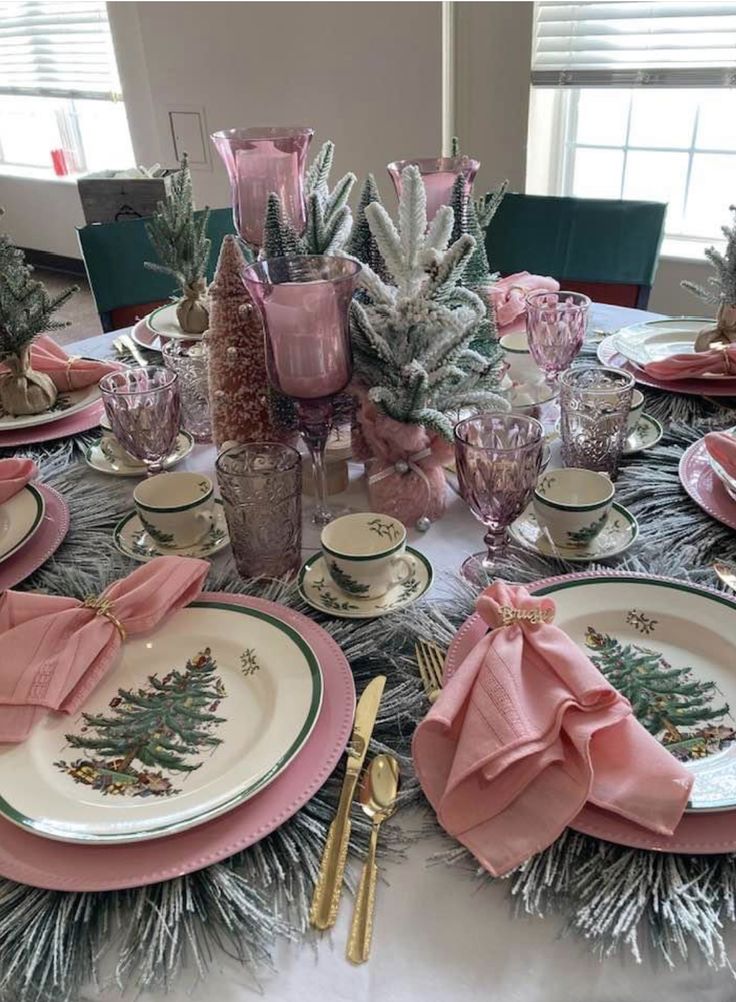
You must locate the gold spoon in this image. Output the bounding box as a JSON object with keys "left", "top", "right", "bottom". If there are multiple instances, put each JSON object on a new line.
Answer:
{"left": 713, "top": 562, "right": 736, "bottom": 592}
{"left": 346, "top": 754, "right": 400, "bottom": 965}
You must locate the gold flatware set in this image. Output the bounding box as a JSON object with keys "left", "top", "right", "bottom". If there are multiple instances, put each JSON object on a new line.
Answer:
{"left": 309, "top": 674, "right": 400, "bottom": 964}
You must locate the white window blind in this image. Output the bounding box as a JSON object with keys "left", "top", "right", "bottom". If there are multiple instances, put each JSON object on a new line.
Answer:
{"left": 0, "top": 1, "right": 122, "bottom": 101}
{"left": 533, "top": 2, "right": 736, "bottom": 87}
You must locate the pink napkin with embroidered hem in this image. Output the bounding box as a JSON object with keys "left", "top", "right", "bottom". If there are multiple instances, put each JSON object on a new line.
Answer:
{"left": 412, "top": 581, "right": 693, "bottom": 877}
{"left": 0, "top": 335, "right": 118, "bottom": 392}
{"left": 643, "top": 344, "right": 736, "bottom": 381}
{"left": 0, "top": 458, "right": 37, "bottom": 505}
{"left": 0, "top": 555, "right": 209, "bottom": 743}
{"left": 704, "top": 431, "right": 736, "bottom": 481}
{"left": 484, "top": 272, "right": 560, "bottom": 328}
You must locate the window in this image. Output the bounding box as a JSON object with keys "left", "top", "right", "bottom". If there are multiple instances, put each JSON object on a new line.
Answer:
{"left": 528, "top": 2, "right": 736, "bottom": 256}
{"left": 0, "top": 2, "right": 134, "bottom": 175}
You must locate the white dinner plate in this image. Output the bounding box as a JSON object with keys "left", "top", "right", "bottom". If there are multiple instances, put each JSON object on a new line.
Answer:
{"left": 613, "top": 317, "right": 727, "bottom": 379}
{"left": 146, "top": 303, "right": 205, "bottom": 341}
{"left": 0, "top": 484, "right": 45, "bottom": 563}
{"left": 533, "top": 575, "right": 736, "bottom": 812}
{"left": 0, "top": 383, "right": 102, "bottom": 431}
{"left": 0, "top": 602, "right": 323, "bottom": 842}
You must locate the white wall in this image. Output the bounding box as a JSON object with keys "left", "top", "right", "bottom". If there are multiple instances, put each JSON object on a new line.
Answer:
{"left": 0, "top": 0, "right": 714, "bottom": 316}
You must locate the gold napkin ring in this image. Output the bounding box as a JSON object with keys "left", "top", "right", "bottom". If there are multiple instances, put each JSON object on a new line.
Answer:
{"left": 499, "top": 605, "right": 553, "bottom": 627}
{"left": 81, "top": 595, "right": 127, "bottom": 640}
{"left": 64, "top": 355, "right": 81, "bottom": 391}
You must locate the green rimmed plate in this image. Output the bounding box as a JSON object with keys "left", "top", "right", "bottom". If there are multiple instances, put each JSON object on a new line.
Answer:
{"left": 147, "top": 303, "right": 205, "bottom": 342}
{"left": 0, "top": 484, "right": 45, "bottom": 564}
{"left": 0, "top": 601, "right": 323, "bottom": 842}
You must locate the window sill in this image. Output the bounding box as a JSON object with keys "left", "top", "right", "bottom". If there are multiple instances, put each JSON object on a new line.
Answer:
{"left": 0, "top": 165, "right": 79, "bottom": 184}
{"left": 660, "top": 236, "right": 723, "bottom": 264}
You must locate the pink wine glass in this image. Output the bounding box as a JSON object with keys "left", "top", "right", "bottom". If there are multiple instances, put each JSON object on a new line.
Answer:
{"left": 387, "top": 155, "right": 480, "bottom": 220}
{"left": 525, "top": 290, "right": 590, "bottom": 391}
{"left": 211, "top": 126, "right": 314, "bottom": 250}
{"left": 242, "top": 255, "right": 362, "bottom": 525}
{"left": 454, "top": 412, "right": 544, "bottom": 583}
{"left": 99, "top": 367, "right": 180, "bottom": 477}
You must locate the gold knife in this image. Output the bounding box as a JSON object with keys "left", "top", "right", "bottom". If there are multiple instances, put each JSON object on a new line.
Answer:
{"left": 309, "top": 674, "right": 386, "bottom": 930}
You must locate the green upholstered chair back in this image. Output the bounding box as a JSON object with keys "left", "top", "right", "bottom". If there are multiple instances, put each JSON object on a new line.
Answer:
{"left": 484, "top": 193, "right": 666, "bottom": 309}
{"left": 77, "top": 208, "right": 235, "bottom": 331}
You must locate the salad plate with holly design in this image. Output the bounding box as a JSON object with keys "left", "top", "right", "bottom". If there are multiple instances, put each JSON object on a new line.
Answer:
{"left": 298, "top": 546, "right": 433, "bottom": 618}
{"left": 446, "top": 573, "right": 736, "bottom": 816}
{"left": 0, "top": 601, "right": 323, "bottom": 843}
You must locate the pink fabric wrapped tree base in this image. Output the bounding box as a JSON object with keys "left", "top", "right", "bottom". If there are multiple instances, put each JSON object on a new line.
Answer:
{"left": 352, "top": 389, "right": 452, "bottom": 528}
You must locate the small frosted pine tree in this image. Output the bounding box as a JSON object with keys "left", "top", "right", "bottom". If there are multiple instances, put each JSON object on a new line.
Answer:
{"left": 145, "top": 154, "right": 211, "bottom": 334}
{"left": 346, "top": 174, "right": 388, "bottom": 280}
{"left": 682, "top": 205, "right": 736, "bottom": 347}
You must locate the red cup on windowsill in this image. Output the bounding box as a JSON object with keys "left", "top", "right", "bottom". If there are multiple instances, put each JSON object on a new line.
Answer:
{"left": 50, "top": 149, "right": 68, "bottom": 176}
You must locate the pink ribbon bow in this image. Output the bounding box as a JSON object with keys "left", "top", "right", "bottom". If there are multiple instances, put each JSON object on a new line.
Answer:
{"left": 644, "top": 344, "right": 736, "bottom": 381}
{"left": 0, "top": 458, "right": 37, "bottom": 506}
{"left": 704, "top": 431, "right": 736, "bottom": 482}
{"left": 0, "top": 335, "right": 119, "bottom": 392}
{"left": 412, "top": 581, "right": 693, "bottom": 876}
{"left": 0, "top": 555, "right": 209, "bottom": 743}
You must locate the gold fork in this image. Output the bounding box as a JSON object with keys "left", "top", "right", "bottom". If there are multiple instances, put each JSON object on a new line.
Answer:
{"left": 415, "top": 639, "right": 445, "bottom": 703}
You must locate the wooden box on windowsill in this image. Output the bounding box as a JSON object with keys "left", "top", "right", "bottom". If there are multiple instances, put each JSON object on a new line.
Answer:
{"left": 76, "top": 169, "right": 181, "bottom": 225}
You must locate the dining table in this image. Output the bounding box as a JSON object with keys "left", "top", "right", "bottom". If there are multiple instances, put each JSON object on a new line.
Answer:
{"left": 8, "top": 300, "right": 736, "bottom": 1002}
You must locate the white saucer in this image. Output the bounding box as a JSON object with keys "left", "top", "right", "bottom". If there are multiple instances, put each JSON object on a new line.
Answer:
{"left": 509, "top": 501, "right": 639, "bottom": 562}
{"left": 298, "top": 546, "right": 433, "bottom": 618}
{"left": 84, "top": 431, "right": 194, "bottom": 477}
{"left": 623, "top": 413, "right": 663, "bottom": 455}
{"left": 113, "top": 500, "right": 230, "bottom": 562}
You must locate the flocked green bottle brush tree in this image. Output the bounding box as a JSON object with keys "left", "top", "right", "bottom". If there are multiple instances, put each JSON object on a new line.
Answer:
{"left": 0, "top": 208, "right": 77, "bottom": 416}
{"left": 145, "top": 153, "right": 212, "bottom": 335}
{"left": 682, "top": 204, "right": 736, "bottom": 349}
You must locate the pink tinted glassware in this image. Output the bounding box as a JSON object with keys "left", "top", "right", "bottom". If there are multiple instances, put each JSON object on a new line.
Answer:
{"left": 99, "top": 367, "right": 180, "bottom": 476}
{"left": 387, "top": 155, "right": 480, "bottom": 220}
{"left": 242, "top": 255, "right": 362, "bottom": 525}
{"left": 211, "top": 126, "right": 314, "bottom": 250}
{"left": 454, "top": 413, "right": 544, "bottom": 583}
{"left": 525, "top": 290, "right": 590, "bottom": 389}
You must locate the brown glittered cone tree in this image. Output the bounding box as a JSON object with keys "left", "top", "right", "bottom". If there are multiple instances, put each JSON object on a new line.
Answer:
{"left": 206, "top": 235, "right": 283, "bottom": 447}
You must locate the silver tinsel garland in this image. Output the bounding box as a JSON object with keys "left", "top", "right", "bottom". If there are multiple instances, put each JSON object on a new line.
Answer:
{"left": 1, "top": 368, "right": 736, "bottom": 996}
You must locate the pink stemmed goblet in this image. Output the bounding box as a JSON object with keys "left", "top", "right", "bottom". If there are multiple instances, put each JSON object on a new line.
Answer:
{"left": 454, "top": 413, "right": 544, "bottom": 583}
{"left": 99, "top": 367, "right": 181, "bottom": 477}
{"left": 387, "top": 155, "right": 480, "bottom": 221}
{"left": 242, "top": 255, "right": 362, "bottom": 525}
{"left": 211, "top": 126, "right": 314, "bottom": 251}
{"left": 525, "top": 290, "right": 590, "bottom": 391}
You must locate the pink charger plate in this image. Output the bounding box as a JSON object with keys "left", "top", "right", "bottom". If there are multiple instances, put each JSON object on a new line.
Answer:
{"left": 0, "top": 592, "right": 356, "bottom": 891}
{"left": 0, "top": 400, "right": 105, "bottom": 447}
{"left": 444, "top": 570, "right": 736, "bottom": 854}
{"left": 597, "top": 334, "right": 736, "bottom": 397}
{"left": 0, "top": 484, "right": 69, "bottom": 590}
{"left": 679, "top": 438, "right": 736, "bottom": 533}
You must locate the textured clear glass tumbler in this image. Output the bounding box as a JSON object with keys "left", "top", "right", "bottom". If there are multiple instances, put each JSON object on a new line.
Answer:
{"left": 526, "top": 290, "right": 590, "bottom": 389}
{"left": 162, "top": 339, "right": 212, "bottom": 442}
{"left": 99, "top": 366, "right": 180, "bottom": 476}
{"left": 454, "top": 413, "right": 544, "bottom": 583}
{"left": 216, "top": 442, "right": 302, "bottom": 579}
{"left": 559, "top": 365, "right": 635, "bottom": 477}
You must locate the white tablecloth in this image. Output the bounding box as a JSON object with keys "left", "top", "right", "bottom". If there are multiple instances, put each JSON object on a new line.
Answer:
{"left": 75, "top": 303, "right": 736, "bottom": 1001}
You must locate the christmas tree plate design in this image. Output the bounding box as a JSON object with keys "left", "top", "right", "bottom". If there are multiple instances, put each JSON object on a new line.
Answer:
{"left": 146, "top": 304, "right": 206, "bottom": 342}
{"left": 298, "top": 547, "right": 433, "bottom": 619}
{"left": 445, "top": 573, "right": 736, "bottom": 814}
{"left": 113, "top": 500, "right": 230, "bottom": 561}
{"left": 0, "top": 601, "right": 323, "bottom": 843}
{"left": 0, "top": 484, "right": 45, "bottom": 564}
{"left": 0, "top": 383, "right": 102, "bottom": 431}
{"left": 623, "top": 413, "right": 663, "bottom": 455}
{"left": 85, "top": 430, "right": 194, "bottom": 477}
{"left": 508, "top": 502, "right": 638, "bottom": 562}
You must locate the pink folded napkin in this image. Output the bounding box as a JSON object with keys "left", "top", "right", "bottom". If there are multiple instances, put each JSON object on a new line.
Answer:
{"left": 643, "top": 344, "right": 736, "bottom": 381}
{"left": 412, "top": 581, "right": 693, "bottom": 876}
{"left": 0, "top": 457, "right": 37, "bottom": 505}
{"left": 705, "top": 431, "right": 736, "bottom": 481}
{"left": 0, "top": 335, "right": 118, "bottom": 392}
{"left": 484, "top": 272, "right": 560, "bottom": 328}
{"left": 0, "top": 555, "right": 209, "bottom": 743}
